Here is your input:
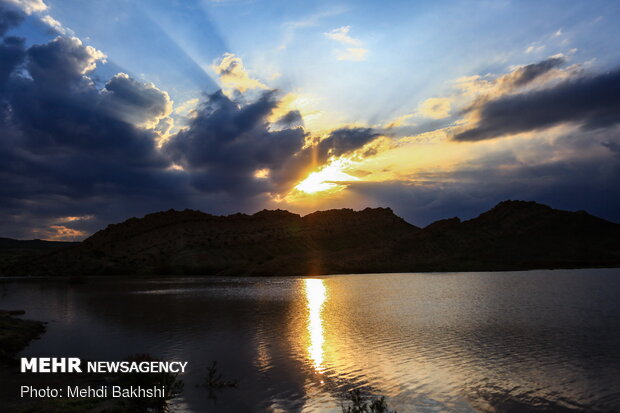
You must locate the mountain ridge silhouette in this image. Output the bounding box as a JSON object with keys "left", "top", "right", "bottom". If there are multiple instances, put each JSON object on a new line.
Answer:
{"left": 2, "top": 200, "right": 619, "bottom": 276}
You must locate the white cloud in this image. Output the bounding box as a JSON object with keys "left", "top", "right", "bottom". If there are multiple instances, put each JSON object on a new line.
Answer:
{"left": 40, "top": 15, "right": 73, "bottom": 35}
{"left": 324, "top": 25, "right": 362, "bottom": 46}
{"left": 6, "top": 0, "right": 47, "bottom": 14}
{"left": 325, "top": 26, "right": 368, "bottom": 62}
{"left": 418, "top": 97, "right": 452, "bottom": 119}
{"left": 525, "top": 42, "right": 545, "bottom": 54}
{"left": 212, "top": 53, "right": 268, "bottom": 92}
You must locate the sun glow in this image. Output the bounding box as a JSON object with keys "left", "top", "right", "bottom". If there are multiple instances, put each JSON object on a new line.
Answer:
{"left": 305, "top": 278, "right": 327, "bottom": 373}
{"left": 295, "top": 164, "right": 358, "bottom": 194}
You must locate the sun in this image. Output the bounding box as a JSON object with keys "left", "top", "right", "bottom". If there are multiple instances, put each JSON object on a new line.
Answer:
{"left": 295, "top": 164, "right": 359, "bottom": 194}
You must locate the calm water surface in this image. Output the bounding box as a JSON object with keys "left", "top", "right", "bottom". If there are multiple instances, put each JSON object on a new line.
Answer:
{"left": 2, "top": 269, "right": 620, "bottom": 412}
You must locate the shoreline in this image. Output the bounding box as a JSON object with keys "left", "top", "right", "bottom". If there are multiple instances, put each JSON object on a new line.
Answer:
{"left": 0, "top": 310, "right": 45, "bottom": 362}
{"left": 1, "top": 264, "right": 620, "bottom": 279}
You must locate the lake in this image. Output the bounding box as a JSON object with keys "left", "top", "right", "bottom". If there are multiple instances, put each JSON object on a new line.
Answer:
{"left": 2, "top": 269, "right": 620, "bottom": 412}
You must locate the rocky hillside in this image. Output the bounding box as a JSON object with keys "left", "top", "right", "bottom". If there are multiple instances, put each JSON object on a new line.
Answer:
{"left": 398, "top": 200, "right": 620, "bottom": 271}
{"left": 2, "top": 201, "right": 620, "bottom": 276}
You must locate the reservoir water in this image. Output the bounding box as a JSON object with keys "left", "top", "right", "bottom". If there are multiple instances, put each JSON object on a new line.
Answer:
{"left": 2, "top": 269, "right": 620, "bottom": 412}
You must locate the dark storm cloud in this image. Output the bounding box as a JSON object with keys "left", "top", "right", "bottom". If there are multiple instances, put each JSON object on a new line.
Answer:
{"left": 26, "top": 36, "right": 104, "bottom": 87}
{"left": 274, "top": 110, "right": 303, "bottom": 129}
{"left": 381, "top": 58, "right": 568, "bottom": 140}
{"left": 164, "top": 90, "right": 306, "bottom": 194}
{"left": 0, "top": 25, "right": 193, "bottom": 239}
{"left": 0, "top": 2, "right": 23, "bottom": 36}
{"left": 603, "top": 140, "right": 620, "bottom": 158}
{"left": 102, "top": 73, "right": 172, "bottom": 127}
{"left": 453, "top": 67, "right": 620, "bottom": 141}
{"left": 2, "top": 34, "right": 175, "bottom": 165}
{"left": 0, "top": 36, "right": 24, "bottom": 90}
{"left": 166, "top": 90, "right": 287, "bottom": 168}
{"left": 1, "top": 0, "right": 26, "bottom": 90}
{"left": 316, "top": 127, "right": 380, "bottom": 160}
{"left": 164, "top": 88, "right": 384, "bottom": 196}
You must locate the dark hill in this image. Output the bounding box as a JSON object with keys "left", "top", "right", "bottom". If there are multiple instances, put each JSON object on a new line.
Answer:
{"left": 2, "top": 201, "right": 620, "bottom": 276}
{"left": 398, "top": 200, "right": 620, "bottom": 271}
{"left": 0, "top": 238, "right": 79, "bottom": 273}
{"left": 0, "top": 238, "right": 78, "bottom": 249}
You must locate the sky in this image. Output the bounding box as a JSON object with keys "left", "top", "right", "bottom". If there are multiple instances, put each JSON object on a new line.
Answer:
{"left": 1, "top": 0, "right": 620, "bottom": 240}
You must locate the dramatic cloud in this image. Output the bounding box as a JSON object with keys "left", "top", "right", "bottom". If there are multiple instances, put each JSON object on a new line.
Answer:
{"left": 102, "top": 73, "right": 173, "bottom": 129}
{"left": 0, "top": 13, "right": 386, "bottom": 239}
{"left": 2, "top": 5, "right": 619, "bottom": 241}
{"left": 453, "top": 67, "right": 620, "bottom": 141}
{"left": 273, "top": 127, "right": 383, "bottom": 194}
{"left": 0, "top": 18, "right": 190, "bottom": 239}
{"left": 347, "top": 127, "right": 620, "bottom": 226}
{"left": 27, "top": 36, "right": 106, "bottom": 86}
{"left": 386, "top": 58, "right": 566, "bottom": 132}
{"left": 164, "top": 90, "right": 305, "bottom": 194}
{"left": 163, "top": 85, "right": 382, "bottom": 194}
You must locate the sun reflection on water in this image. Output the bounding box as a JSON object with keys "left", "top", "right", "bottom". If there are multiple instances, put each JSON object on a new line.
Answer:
{"left": 304, "top": 278, "right": 327, "bottom": 373}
